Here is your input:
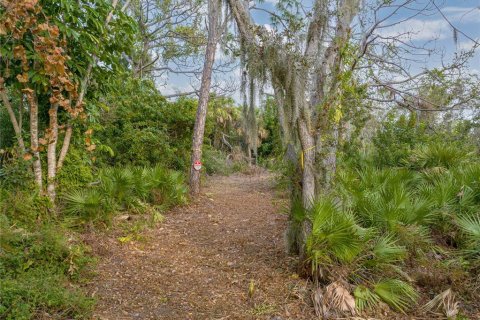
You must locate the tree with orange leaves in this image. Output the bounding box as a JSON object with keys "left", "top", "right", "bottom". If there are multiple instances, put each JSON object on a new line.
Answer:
{"left": 0, "top": 0, "right": 135, "bottom": 202}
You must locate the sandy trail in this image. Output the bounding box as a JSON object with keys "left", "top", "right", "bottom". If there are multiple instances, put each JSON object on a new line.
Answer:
{"left": 87, "top": 172, "right": 314, "bottom": 320}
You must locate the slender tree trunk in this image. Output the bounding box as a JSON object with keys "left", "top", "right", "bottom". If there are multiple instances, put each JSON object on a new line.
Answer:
{"left": 47, "top": 105, "right": 59, "bottom": 202}
{"left": 189, "top": 0, "right": 220, "bottom": 196}
{"left": 247, "top": 75, "right": 257, "bottom": 165}
{"left": 0, "top": 80, "right": 26, "bottom": 154}
{"left": 27, "top": 92, "right": 42, "bottom": 190}
{"left": 57, "top": 124, "right": 72, "bottom": 171}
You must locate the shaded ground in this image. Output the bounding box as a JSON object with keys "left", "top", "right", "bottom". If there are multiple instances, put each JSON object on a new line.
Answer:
{"left": 85, "top": 172, "right": 315, "bottom": 319}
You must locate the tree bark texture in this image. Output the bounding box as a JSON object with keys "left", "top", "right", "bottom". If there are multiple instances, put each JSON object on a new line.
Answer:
{"left": 0, "top": 80, "right": 26, "bottom": 154}
{"left": 27, "top": 92, "right": 43, "bottom": 190}
{"left": 46, "top": 104, "right": 59, "bottom": 202}
{"left": 189, "top": 0, "right": 220, "bottom": 195}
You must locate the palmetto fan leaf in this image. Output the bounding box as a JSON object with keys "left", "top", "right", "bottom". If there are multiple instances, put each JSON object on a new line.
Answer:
{"left": 308, "top": 199, "right": 364, "bottom": 265}
{"left": 370, "top": 234, "right": 406, "bottom": 265}
{"left": 354, "top": 285, "right": 380, "bottom": 311}
{"left": 63, "top": 189, "right": 104, "bottom": 220}
{"left": 456, "top": 214, "right": 480, "bottom": 257}
{"left": 373, "top": 279, "right": 418, "bottom": 313}
{"left": 409, "top": 143, "right": 474, "bottom": 169}
{"left": 100, "top": 167, "right": 136, "bottom": 207}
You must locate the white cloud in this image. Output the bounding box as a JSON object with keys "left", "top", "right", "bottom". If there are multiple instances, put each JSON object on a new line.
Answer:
{"left": 159, "top": 80, "right": 195, "bottom": 97}
{"left": 261, "top": 0, "right": 279, "bottom": 5}
{"left": 378, "top": 18, "right": 450, "bottom": 41}
{"left": 456, "top": 40, "right": 477, "bottom": 51}
{"left": 263, "top": 23, "right": 274, "bottom": 32}
{"left": 442, "top": 6, "right": 480, "bottom": 23}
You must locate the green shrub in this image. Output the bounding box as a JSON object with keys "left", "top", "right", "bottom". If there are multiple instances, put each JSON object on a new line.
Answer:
{"left": 408, "top": 142, "right": 476, "bottom": 170}
{"left": 304, "top": 198, "right": 418, "bottom": 313}
{"left": 62, "top": 165, "right": 188, "bottom": 224}
{"left": 203, "top": 148, "right": 231, "bottom": 175}
{"left": 0, "top": 223, "right": 94, "bottom": 319}
{"left": 56, "top": 146, "right": 95, "bottom": 193}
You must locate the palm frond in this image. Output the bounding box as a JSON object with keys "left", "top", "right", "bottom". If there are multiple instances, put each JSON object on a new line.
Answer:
{"left": 308, "top": 199, "right": 364, "bottom": 264}
{"left": 354, "top": 285, "right": 380, "bottom": 312}
{"left": 373, "top": 279, "right": 418, "bottom": 313}
{"left": 456, "top": 214, "right": 480, "bottom": 258}
{"left": 421, "top": 288, "right": 459, "bottom": 318}
{"left": 371, "top": 234, "right": 406, "bottom": 265}
{"left": 63, "top": 188, "right": 105, "bottom": 221}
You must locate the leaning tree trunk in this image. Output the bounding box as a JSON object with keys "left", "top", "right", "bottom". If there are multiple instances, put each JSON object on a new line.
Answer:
{"left": 0, "top": 79, "right": 26, "bottom": 155}
{"left": 189, "top": 0, "right": 220, "bottom": 196}
{"left": 56, "top": 124, "right": 72, "bottom": 171}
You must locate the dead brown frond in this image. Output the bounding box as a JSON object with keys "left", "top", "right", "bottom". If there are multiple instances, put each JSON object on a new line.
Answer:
{"left": 312, "top": 281, "right": 356, "bottom": 319}
{"left": 421, "top": 288, "right": 459, "bottom": 318}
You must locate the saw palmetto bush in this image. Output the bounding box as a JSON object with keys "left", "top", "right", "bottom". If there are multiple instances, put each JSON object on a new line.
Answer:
{"left": 306, "top": 138, "right": 480, "bottom": 316}
{"left": 408, "top": 142, "right": 475, "bottom": 170}
{"left": 305, "top": 198, "right": 418, "bottom": 314}
{"left": 147, "top": 165, "right": 188, "bottom": 207}
{"left": 62, "top": 166, "right": 187, "bottom": 224}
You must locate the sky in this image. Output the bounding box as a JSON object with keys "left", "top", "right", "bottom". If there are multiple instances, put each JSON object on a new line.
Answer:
{"left": 160, "top": 0, "right": 480, "bottom": 102}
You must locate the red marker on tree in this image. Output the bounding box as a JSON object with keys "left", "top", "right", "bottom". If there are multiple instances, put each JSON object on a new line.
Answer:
{"left": 193, "top": 160, "right": 202, "bottom": 171}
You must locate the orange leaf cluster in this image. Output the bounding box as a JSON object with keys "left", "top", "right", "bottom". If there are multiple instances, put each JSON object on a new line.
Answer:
{"left": 1, "top": 0, "right": 85, "bottom": 119}
{"left": 84, "top": 128, "right": 96, "bottom": 152}
{"left": 0, "top": 0, "right": 40, "bottom": 39}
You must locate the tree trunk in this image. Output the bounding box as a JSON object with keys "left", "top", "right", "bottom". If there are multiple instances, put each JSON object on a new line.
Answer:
{"left": 57, "top": 124, "right": 72, "bottom": 171}
{"left": 47, "top": 104, "right": 59, "bottom": 202}
{"left": 27, "top": 92, "right": 42, "bottom": 190}
{"left": 0, "top": 80, "right": 26, "bottom": 154}
{"left": 189, "top": 0, "right": 220, "bottom": 196}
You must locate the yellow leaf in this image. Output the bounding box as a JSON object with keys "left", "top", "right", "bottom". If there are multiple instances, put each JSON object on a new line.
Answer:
{"left": 118, "top": 235, "right": 133, "bottom": 244}
{"left": 248, "top": 279, "right": 255, "bottom": 298}
{"left": 334, "top": 107, "right": 343, "bottom": 124}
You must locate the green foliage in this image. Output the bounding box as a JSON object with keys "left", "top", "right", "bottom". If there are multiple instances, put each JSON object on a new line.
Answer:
{"left": 307, "top": 199, "right": 364, "bottom": 265}
{"left": 203, "top": 148, "right": 231, "bottom": 175}
{"left": 56, "top": 145, "right": 94, "bottom": 192}
{"left": 372, "top": 113, "right": 427, "bottom": 167}
{"left": 373, "top": 279, "right": 418, "bottom": 313}
{"left": 304, "top": 198, "right": 418, "bottom": 312}
{"left": 0, "top": 159, "right": 36, "bottom": 191}
{"left": 258, "top": 97, "right": 282, "bottom": 160}
{"left": 0, "top": 220, "right": 93, "bottom": 319}
{"left": 300, "top": 115, "right": 480, "bottom": 316}
{"left": 63, "top": 189, "right": 106, "bottom": 222}
{"left": 408, "top": 143, "right": 475, "bottom": 169}
{"left": 62, "top": 165, "right": 188, "bottom": 224}
{"left": 354, "top": 285, "right": 380, "bottom": 311}
{"left": 456, "top": 215, "right": 480, "bottom": 259}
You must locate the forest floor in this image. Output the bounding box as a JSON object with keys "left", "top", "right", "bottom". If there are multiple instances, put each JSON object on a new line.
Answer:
{"left": 84, "top": 171, "right": 316, "bottom": 320}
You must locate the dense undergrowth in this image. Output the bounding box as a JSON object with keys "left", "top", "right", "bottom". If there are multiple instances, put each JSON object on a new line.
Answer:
{"left": 0, "top": 165, "right": 188, "bottom": 319}
{"left": 290, "top": 115, "right": 480, "bottom": 319}
{"left": 0, "top": 71, "right": 249, "bottom": 319}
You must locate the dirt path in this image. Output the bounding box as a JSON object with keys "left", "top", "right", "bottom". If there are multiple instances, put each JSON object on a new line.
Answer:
{"left": 86, "top": 172, "right": 315, "bottom": 319}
